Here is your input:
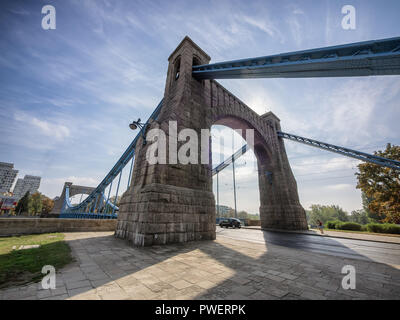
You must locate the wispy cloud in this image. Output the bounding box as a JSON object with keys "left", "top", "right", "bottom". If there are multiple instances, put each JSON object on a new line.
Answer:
{"left": 1, "top": 0, "right": 399, "bottom": 212}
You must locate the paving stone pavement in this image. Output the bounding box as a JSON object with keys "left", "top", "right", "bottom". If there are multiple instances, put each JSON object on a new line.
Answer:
{"left": 0, "top": 232, "right": 399, "bottom": 300}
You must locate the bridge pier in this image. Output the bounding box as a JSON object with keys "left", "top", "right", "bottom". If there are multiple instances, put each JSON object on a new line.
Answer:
{"left": 115, "top": 37, "right": 216, "bottom": 246}
{"left": 256, "top": 112, "right": 308, "bottom": 230}
{"left": 115, "top": 36, "right": 307, "bottom": 247}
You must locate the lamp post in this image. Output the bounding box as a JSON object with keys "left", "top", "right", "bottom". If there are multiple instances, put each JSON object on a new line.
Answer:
{"left": 232, "top": 155, "right": 237, "bottom": 219}
{"left": 129, "top": 118, "right": 147, "bottom": 144}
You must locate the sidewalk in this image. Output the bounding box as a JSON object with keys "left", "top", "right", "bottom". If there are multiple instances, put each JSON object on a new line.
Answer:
{"left": 1, "top": 231, "right": 399, "bottom": 300}
{"left": 241, "top": 226, "right": 400, "bottom": 245}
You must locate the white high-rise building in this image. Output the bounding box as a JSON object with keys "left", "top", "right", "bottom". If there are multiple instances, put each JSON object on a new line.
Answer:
{"left": 0, "top": 162, "right": 18, "bottom": 194}
{"left": 13, "top": 175, "right": 41, "bottom": 200}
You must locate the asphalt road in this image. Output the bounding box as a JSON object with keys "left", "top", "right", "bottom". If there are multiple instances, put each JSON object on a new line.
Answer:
{"left": 216, "top": 226, "right": 400, "bottom": 266}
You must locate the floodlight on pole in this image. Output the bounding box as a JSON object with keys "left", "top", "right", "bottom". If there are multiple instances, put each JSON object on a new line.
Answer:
{"left": 129, "top": 118, "right": 147, "bottom": 145}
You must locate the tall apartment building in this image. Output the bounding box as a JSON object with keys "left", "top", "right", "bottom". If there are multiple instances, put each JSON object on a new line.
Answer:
{"left": 13, "top": 175, "right": 41, "bottom": 200}
{"left": 0, "top": 162, "right": 18, "bottom": 194}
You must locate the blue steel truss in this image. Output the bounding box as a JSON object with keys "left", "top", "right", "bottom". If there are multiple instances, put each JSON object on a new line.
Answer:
{"left": 192, "top": 37, "right": 400, "bottom": 79}
{"left": 277, "top": 132, "right": 400, "bottom": 171}
{"left": 212, "top": 145, "right": 249, "bottom": 176}
{"left": 212, "top": 133, "right": 400, "bottom": 174}
{"left": 59, "top": 99, "right": 164, "bottom": 219}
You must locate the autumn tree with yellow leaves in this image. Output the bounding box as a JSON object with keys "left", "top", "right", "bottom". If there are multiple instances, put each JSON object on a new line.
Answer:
{"left": 356, "top": 144, "right": 400, "bottom": 224}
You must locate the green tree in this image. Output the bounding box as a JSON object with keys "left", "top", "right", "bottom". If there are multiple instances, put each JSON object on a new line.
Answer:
{"left": 307, "top": 204, "right": 349, "bottom": 225}
{"left": 356, "top": 143, "right": 400, "bottom": 224}
{"left": 15, "top": 191, "right": 30, "bottom": 215}
{"left": 361, "top": 192, "right": 381, "bottom": 223}
{"left": 247, "top": 213, "right": 260, "bottom": 220}
{"left": 237, "top": 210, "right": 248, "bottom": 219}
{"left": 28, "top": 192, "right": 42, "bottom": 216}
{"left": 349, "top": 209, "right": 369, "bottom": 225}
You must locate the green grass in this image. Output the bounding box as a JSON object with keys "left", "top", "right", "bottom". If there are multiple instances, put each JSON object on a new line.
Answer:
{"left": 0, "top": 233, "right": 73, "bottom": 289}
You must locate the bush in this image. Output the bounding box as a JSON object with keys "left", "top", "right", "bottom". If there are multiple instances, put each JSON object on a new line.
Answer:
{"left": 337, "top": 222, "right": 363, "bottom": 231}
{"left": 366, "top": 223, "right": 400, "bottom": 234}
{"left": 366, "top": 223, "right": 382, "bottom": 233}
{"left": 382, "top": 224, "right": 400, "bottom": 234}
{"left": 326, "top": 220, "right": 342, "bottom": 229}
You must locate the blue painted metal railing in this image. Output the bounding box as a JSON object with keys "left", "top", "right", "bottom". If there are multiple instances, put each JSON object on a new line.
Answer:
{"left": 193, "top": 37, "right": 400, "bottom": 79}
{"left": 60, "top": 99, "right": 164, "bottom": 219}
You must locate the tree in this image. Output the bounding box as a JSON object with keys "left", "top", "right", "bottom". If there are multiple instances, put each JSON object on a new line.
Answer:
{"left": 15, "top": 191, "right": 30, "bottom": 215}
{"left": 41, "top": 195, "right": 54, "bottom": 214}
{"left": 28, "top": 192, "right": 42, "bottom": 216}
{"left": 247, "top": 213, "right": 260, "bottom": 220}
{"left": 307, "top": 204, "right": 349, "bottom": 226}
{"left": 215, "top": 205, "right": 259, "bottom": 220}
{"left": 361, "top": 192, "right": 381, "bottom": 223}
{"left": 237, "top": 211, "right": 248, "bottom": 219}
{"left": 349, "top": 209, "right": 369, "bottom": 225}
{"left": 356, "top": 143, "right": 400, "bottom": 224}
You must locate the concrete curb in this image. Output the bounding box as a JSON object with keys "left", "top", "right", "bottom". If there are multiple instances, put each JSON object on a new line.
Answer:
{"left": 240, "top": 226, "right": 400, "bottom": 245}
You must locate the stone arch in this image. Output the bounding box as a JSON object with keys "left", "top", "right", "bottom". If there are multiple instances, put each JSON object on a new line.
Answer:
{"left": 208, "top": 89, "right": 306, "bottom": 230}
{"left": 69, "top": 184, "right": 95, "bottom": 197}
{"left": 50, "top": 182, "right": 95, "bottom": 215}
{"left": 192, "top": 54, "right": 202, "bottom": 67}
{"left": 173, "top": 55, "right": 181, "bottom": 81}
{"left": 212, "top": 113, "right": 275, "bottom": 174}
{"left": 116, "top": 36, "right": 307, "bottom": 247}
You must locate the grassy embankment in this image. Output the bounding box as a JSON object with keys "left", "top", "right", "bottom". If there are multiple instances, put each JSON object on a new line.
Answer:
{"left": 0, "top": 233, "right": 73, "bottom": 289}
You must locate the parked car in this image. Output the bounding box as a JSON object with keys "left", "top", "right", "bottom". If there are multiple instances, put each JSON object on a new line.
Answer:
{"left": 219, "top": 218, "right": 241, "bottom": 229}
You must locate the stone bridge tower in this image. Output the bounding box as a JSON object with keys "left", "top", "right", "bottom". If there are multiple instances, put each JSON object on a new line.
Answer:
{"left": 115, "top": 37, "right": 308, "bottom": 246}
{"left": 50, "top": 182, "right": 96, "bottom": 216}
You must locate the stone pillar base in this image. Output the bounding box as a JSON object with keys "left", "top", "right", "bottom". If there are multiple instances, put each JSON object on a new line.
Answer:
{"left": 260, "top": 204, "right": 308, "bottom": 230}
{"left": 115, "top": 184, "right": 216, "bottom": 246}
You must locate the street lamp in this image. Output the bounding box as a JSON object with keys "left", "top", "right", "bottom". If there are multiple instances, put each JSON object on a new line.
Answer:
{"left": 129, "top": 118, "right": 147, "bottom": 145}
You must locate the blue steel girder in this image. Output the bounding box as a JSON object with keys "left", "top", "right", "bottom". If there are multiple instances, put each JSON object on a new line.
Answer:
{"left": 63, "top": 99, "right": 164, "bottom": 213}
{"left": 211, "top": 133, "right": 400, "bottom": 174}
{"left": 192, "top": 37, "right": 400, "bottom": 79}
{"left": 212, "top": 144, "right": 249, "bottom": 176}
{"left": 278, "top": 132, "right": 400, "bottom": 171}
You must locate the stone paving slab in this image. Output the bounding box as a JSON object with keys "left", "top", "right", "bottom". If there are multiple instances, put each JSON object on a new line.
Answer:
{"left": 0, "top": 231, "right": 399, "bottom": 300}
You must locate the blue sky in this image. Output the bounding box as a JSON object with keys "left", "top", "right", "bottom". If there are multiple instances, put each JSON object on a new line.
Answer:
{"left": 0, "top": 0, "right": 399, "bottom": 213}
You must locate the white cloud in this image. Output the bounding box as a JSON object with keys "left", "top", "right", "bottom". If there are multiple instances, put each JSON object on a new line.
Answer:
{"left": 241, "top": 15, "right": 276, "bottom": 38}
{"left": 325, "top": 183, "right": 353, "bottom": 191}
{"left": 40, "top": 176, "right": 99, "bottom": 199}
{"left": 31, "top": 118, "right": 70, "bottom": 141}
{"left": 293, "top": 9, "right": 304, "bottom": 15}
{"left": 286, "top": 15, "right": 303, "bottom": 46}
{"left": 14, "top": 112, "right": 70, "bottom": 142}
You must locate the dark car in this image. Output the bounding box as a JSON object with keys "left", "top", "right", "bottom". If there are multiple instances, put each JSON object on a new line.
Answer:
{"left": 219, "top": 218, "right": 241, "bottom": 229}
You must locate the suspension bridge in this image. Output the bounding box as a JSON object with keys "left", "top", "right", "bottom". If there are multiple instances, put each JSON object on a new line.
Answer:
{"left": 54, "top": 36, "right": 400, "bottom": 246}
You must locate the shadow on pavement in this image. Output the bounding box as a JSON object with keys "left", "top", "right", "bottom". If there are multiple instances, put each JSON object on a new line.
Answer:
{"left": 1, "top": 229, "right": 399, "bottom": 300}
